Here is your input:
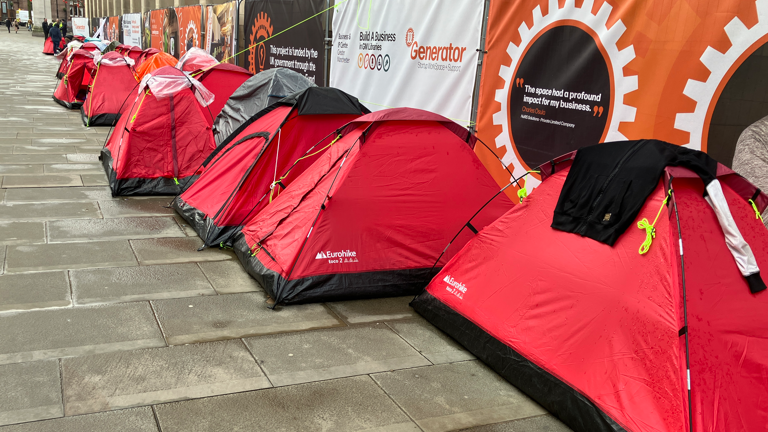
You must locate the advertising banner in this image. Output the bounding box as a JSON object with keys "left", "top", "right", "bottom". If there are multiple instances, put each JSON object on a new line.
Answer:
{"left": 150, "top": 9, "right": 165, "bottom": 51}
{"left": 91, "top": 17, "right": 104, "bottom": 39}
{"left": 330, "top": 0, "right": 483, "bottom": 123}
{"left": 142, "top": 12, "right": 150, "bottom": 49}
{"left": 175, "top": 5, "right": 202, "bottom": 59}
{"left": 476, "top": 0, "right": 768, "bottom": 191}
{"left": 244, "top": 0, "right": 325, "bottom": 83}
{"left": 106, "top": 16, "right": 120, "bottom": 42}
{"left": 163, "top": 8, "right": 179, "bottom": 57}
{"left": 205, "top": 1, "right": 236, "bottom": 63}
{"left": 72, "top": 17, "right": 89, "bottom": 37}
{"left": 121, "top": 13, "right": 142, "bottom": 47}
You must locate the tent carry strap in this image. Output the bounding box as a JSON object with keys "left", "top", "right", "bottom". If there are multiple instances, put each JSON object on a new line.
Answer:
{"left": 268, "top": 133, "right": 343, "bottom": 203}
{"left": 749, "top": 199, "right": 764, "bottom": 222}
{"left": 637, "top": 189, "right": 671, "bottom": 255}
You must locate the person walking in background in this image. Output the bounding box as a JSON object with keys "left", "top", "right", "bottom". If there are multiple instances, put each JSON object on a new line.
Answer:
{"left": 42, "top": 18, "right": 49, "bottom": 39}
{"left": 27, "top": 18, "right": 32, "bottom": 31}
{"left": 14, "top": 19, "right": 19, "bottom": 34}
{"left": 61, "top": 19, "right": 67, "bottom": 38}
{"left": 49, "top": 20, "right": 62, "bottom": 54}
{"left": 5, "top": 18, "right": 10, "bottom": 33}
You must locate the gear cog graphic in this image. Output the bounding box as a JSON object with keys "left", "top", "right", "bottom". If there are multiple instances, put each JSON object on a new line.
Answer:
{"left": 674, "top": 0, "right": 768, "bottom": 150}
{"left": 493, "top": 0, "right": 638, "bottom": 187}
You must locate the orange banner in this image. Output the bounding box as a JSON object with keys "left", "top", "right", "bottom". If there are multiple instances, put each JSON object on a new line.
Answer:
{"left": 150, "top": 9, "right": 165, "bottom": 51}
{"left": 176, "top": 5, "right": 202, "bottom": 59}
{"left": 107, "top": 16, "right": 120, "bottom": 41}
{"left": 477, "top": 0, "right": 768, "bottom": 192}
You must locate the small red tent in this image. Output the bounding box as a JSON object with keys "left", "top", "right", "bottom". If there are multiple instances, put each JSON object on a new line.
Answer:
{"left": 232, "top": 108, "right": 515, "bottom": 305}
{"left": 193, "top": 63, "right": 252, "bottom": 123}
{"left": 56, "top": 42, "right": 101, "bottom": 78}
{"left": 176, "top": 47, "right": 219, "bottom": 74}
{"left": 173, "top": 87, "right": 368, "bottom": 247}
{"left": 42, "top": 37, "right": 63, "bottom": 55}
{"left": 136, "top": 48, "right": 160, "bottom": 67}
{"left": 53, "top": 49, "right": 98, "bottom": 109}
{"left": 411, "top": 154, "right": 768, "bottom": 432}
{"left": 100, "top": 66, "right": 217, "bottom": 196}
{"left": 127, "top": 46, "right": 142, "bottom": 63}
{"left": 81, "top": 52, "right": 138, "bottom": 126}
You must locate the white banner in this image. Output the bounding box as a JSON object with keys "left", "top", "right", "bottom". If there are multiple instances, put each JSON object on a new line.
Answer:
{"left": 72, "top": 17, "right": 89, "bottom": 37}
{"left": 330, "top": 0, "right": 483, "bottom": 126}
{"left": 122, "top": 13, "right": 142, "bottom": 47}
{"left": 17, "top": 10, "right": 28, "bottom": 21}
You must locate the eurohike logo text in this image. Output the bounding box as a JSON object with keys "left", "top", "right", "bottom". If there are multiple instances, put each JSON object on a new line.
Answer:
{"left": 316, "top": 249, "right": 358, "bottom": 264}
{"left": 443, "top": 275, "right": 467, "bottom": 299}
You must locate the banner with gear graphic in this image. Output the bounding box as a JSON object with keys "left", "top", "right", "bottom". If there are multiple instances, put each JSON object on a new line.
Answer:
{"left": 477, "top": 0, "right": 768, "bottom": 193}
{"left": 150, "top": 9, "right": 165, "bottom": 51}
{"left": 175, "top": 5, "right": 202, "bottom": 59}
{"left": 243, "top": 0, "right": 325, "bottom": 83}
{"left": 330, "top": 0, "right": 483, "bottom": 124}
{"left": 121, "top": 13, "right": 142, "bottom": 47}
{"left": 205, "top": 2, "right": 236, "bottom": 63}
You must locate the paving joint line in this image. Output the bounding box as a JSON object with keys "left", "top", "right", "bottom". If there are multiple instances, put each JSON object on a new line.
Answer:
{"left": 148, "top": 301, "right": 170, "bottom": 347}
{"left": 368, "top": 374, "right": 425, "bottom": 432}
{"left": 240, "top": 338, "right": 275, "bottom": 388}
{"left": 384, "top": 320, "right": 434, "bottom": 365}
{"left": 151, "top": 405, "right": 164, "bottom": 432}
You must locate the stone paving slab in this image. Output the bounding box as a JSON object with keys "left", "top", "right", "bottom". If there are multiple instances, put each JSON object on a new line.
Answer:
{"left": 198, "top": 260, "right": 262, "bottom": 294}
{"left": 458, "top": 415, "right": 571, "bottom": 432}
{"left": 5, "top": 241, "right": 137, "bottom": 273}
{"left": 13, "top": 146, "right": 78, "bottom": 154}
{"left": 0, "top": 202, "right": 100, "bottom": 221}
{"left": 0, "top": 271, "right": 71, "bottom": 312}
{"left": 2, "top": 174, "right": 83, "bottom": 188}
{"left": 76, "top": 146, "right": 104, "bottom": 154}
{"left": 372, "top": 361, "right": 547, "bottom": 432}
{"left": 99, "top": 198, "right": 175, "bottom": 218}
{"left": 48, "top": 217, "right": 185, "bottom": 243}
{"left": 0, "top": 221, "right": 46, "bottom": 245}
{"left": 44, "top": 163, "right": 103, "bottom": 175}
{"left": 0, "top": 407, "right": 159, "bottom": 432}
{"left": 62, "top": 339, "right": 270, "bottom": 416}
{"left": 0, "top": 302, "right": 165, "bottom": 365}
{"left": 0, "top": 147, "right": 12, "bottom": 154}
{"left": 0, "top": 154, "right": 67, "bottom": 164}
{"left": 327, "top": 296, "right": 420, "bottom": 324}
{"left": 154, "top": 375, "right": 419, "bottom": 432}
{"left": 66, "top": 153, "right": 100, "bottom": 163}
{"left": 0, "top": 246, "right": 6, "bottom": 275}
{"left": 17, "top": 133, "right": 89, "bottom": 139}
{"left": 0, "top": 164, "right": 44, "bottom": 175}
{"left": 31, "top": 138, "right": 103, "bottom": 147}
{"left": 4, "top": 187, "right": 113, "bottom": 203}
{"left": 0, "top": 360, "right": 62, "bottom": 427}
{"left": 244, "top": 324, "right": 430, "bottom": 387}
{"left": 386, "top": 318, "right": 475, "bottom": 365}
{"left": 70, "top": 264, "right": 216, "bottom": 305}
{"left": 130, "top": 237, "right": 234, "bottom": 265}
{"left": 152, "top": 292, "right": 344, "bottom": 345}
{"left": 0, "top": 188, "right": 5, "bottom": 204}
{"left": 81, "top": 174, "right": 108, "bottom": 186}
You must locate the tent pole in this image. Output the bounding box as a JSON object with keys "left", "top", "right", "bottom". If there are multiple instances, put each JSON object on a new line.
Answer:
{"left": 323, "top": 0, "right": 330, "bottom": 87}
{"left": 468, "top": 0, "right": 490, "bottom": 133}
{"left": 234, "top": 0, "right": 242, "bottom": 67}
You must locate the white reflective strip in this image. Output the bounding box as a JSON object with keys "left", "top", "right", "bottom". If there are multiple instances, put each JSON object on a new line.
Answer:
{"left": 306, "top": 227, "right": 312, "bottom": 238}
{"left": 679, "top": 239, "right": 683, "bottom": 256}
{"left": 687, "top": 369, "right": 691, "bottom": 390}
{"left": 705, "top": 180, "right": 760, "bottom": 277}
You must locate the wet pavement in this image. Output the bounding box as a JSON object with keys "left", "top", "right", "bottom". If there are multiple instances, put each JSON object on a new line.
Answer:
{"left": 0, "top": 33, "right": 571, "bottom": 431}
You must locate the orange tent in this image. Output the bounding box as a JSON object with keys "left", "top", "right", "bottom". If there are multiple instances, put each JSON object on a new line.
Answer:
{"left": 135, "top": 52, "right": 178, "bottom": 80}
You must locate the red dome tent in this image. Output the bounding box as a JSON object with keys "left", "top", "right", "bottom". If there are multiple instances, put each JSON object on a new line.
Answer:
{"left": 231, "top": 108, "right": 515, "bottom": 305}
{"left": 135, "top": 48, "right": 161, "bottom": 68}
{"left": 56, "top": 42, "right": 101, "bottom": 78}
{"left": 53, "top": 49, "right": 98, "bottom": 109}
{"left": 81, "top": 52, "right": 138, "bottom": 126}
{"left": 127, "top": 46, "right": 142, "bottom": 63}
{"left": 173, "top": 87, "right": 369, "bottom": 247}
{"left": 411, "top": 147, "right": 768, "bottom": 432}
{"left": 43, "top": 37, "right": 65, "bottom": 55}
{"left": 193, "top": 63, "right": 252, "bottom": 122}
{"left": 176, "top": 47, "right": 219, "bottom": 74}
{"left": 100, "top": 66, "right": 217, "bottom": 196}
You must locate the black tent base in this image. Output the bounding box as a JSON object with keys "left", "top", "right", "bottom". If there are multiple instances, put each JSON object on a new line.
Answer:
{"left": 81, "top": 107, "right": 120, "bottom": 127}
{"left": 52, "top": 95, "right": 83, "bottom": 109}
{"left": 410, "top": 291, "right": 626, "bottom": 432}
{"left": 233, "top": 234, "right": 438, "bottom": 305}
{"left": 171, "top": 197, "right": 243, "bottom": 248}
{"left": 100, "top": 148, "right": 198, "bottom": 197}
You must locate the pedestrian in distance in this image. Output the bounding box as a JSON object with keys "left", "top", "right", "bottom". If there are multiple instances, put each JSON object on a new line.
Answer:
{"left": 42, "top": 18, "right": 49, "bottom": 39}
{"left": 27, "top": 18, "right": 32, "bottom": 31}
{"left": 49, "top": 20, "right": 62, "bottom": 54}
{"left": 5, "top": 18, "right": 10, "bottom": 33}
{"left": 61, "top": 19, "right": 67, "bottom": 38}
{"left": 14, "top": 19, "right": 19, "bottom": 34}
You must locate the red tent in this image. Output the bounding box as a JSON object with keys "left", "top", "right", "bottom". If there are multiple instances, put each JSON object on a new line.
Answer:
{"left": 81, "top": 52, "right": 138, "bottom": 126}
{"left": 42, "top": 37, "right": 63, "bottom": 55}
{"left": 135, "top": 52, "right": 178, "bottom": 80}
{"left": 127, "top": 46, "right": 142, "bottom": 63}
{"left": 176, "top": 47, "right": 219, "bottom": 74}
{"left": 231, "top": 108, "right": 515, "bottom": 305}
{"left": 100, "top": 66, "right": 217, "bottom": 196}
{"left": 173, "top": 87, "right": 369, "bottom": 247}
{"left": 53, "top": 49, "right": 98, "bottom": 109}
{"left": 194, "top": 63, "right": 252, "bottom": 122}
{"left": 56, "top": 42, "right": 101, "bottom": 78}
{"left": 135, "top": 48, "right": 161, "bottom": 68}
{"left": 411, "top": 155, "right": 768, "bottom": 432}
